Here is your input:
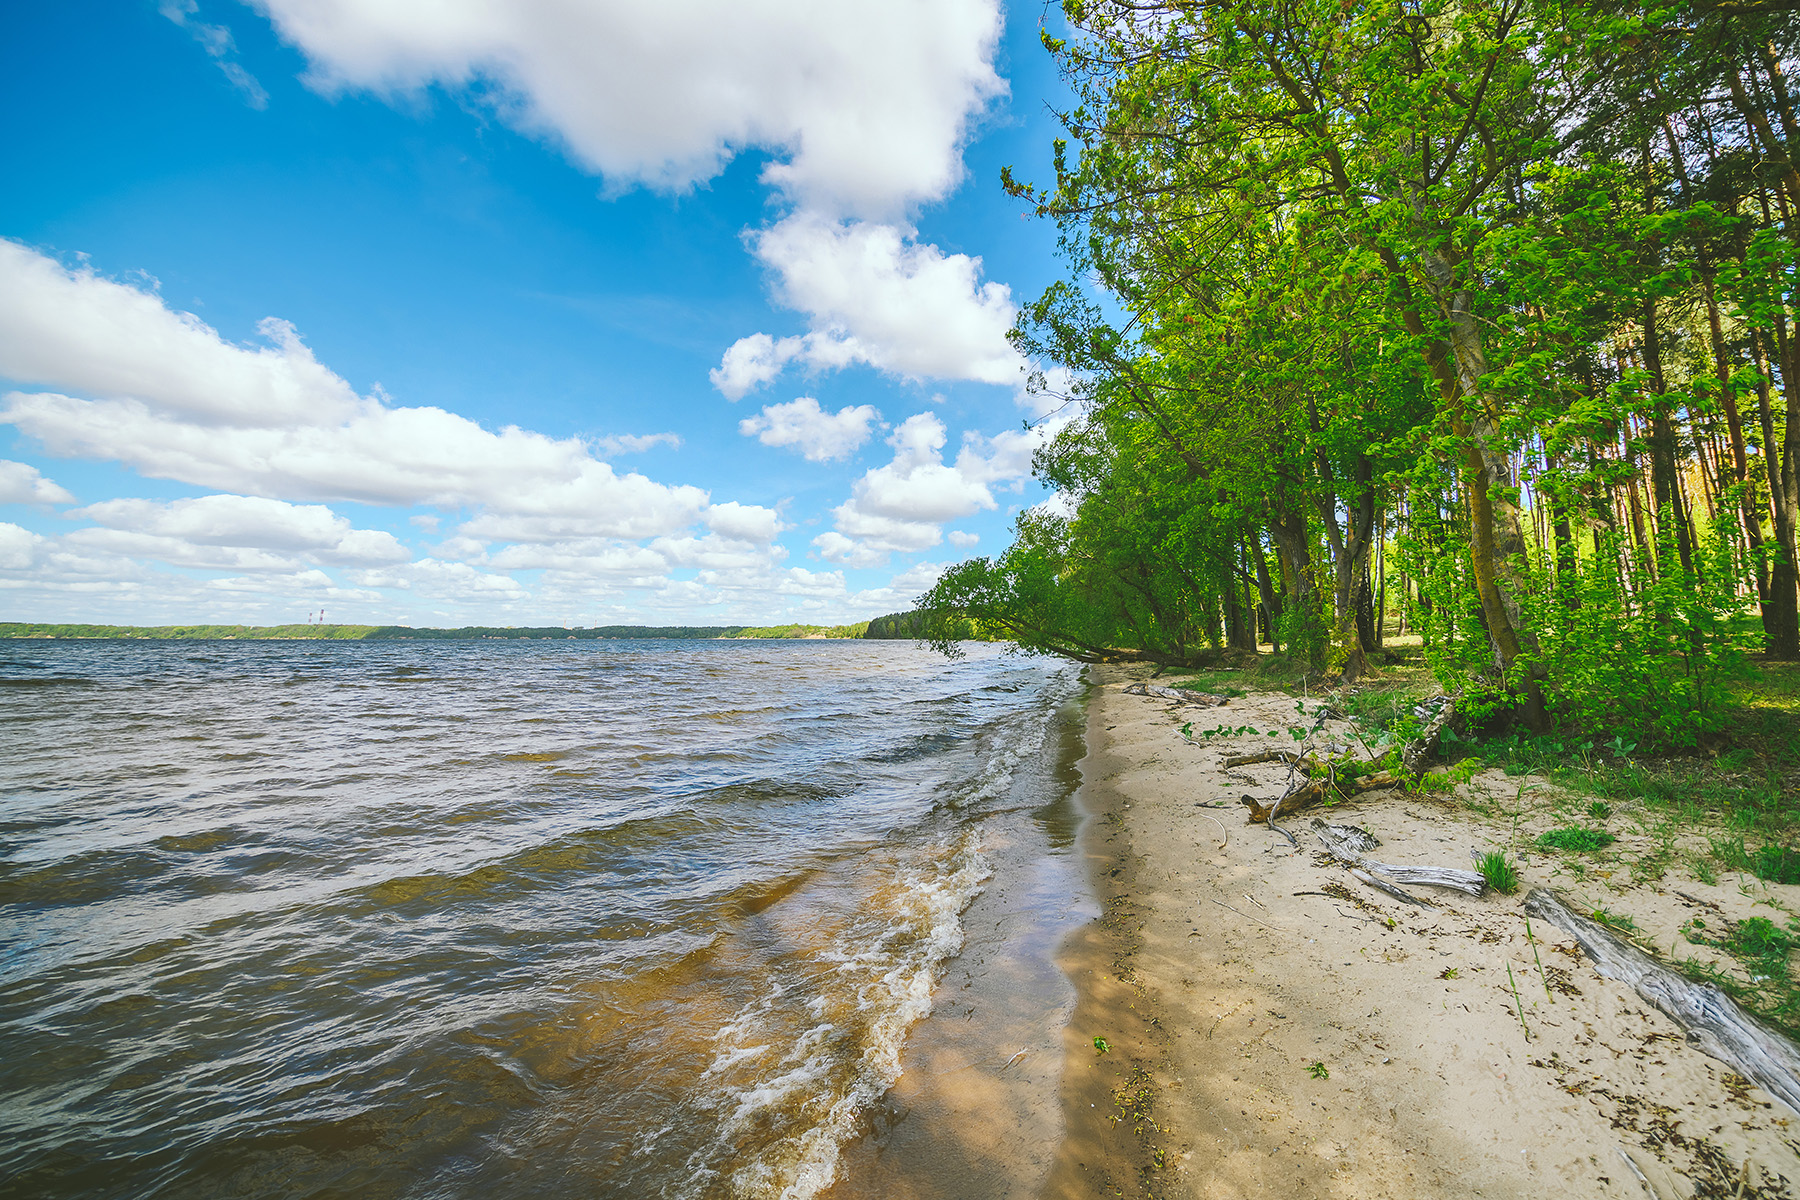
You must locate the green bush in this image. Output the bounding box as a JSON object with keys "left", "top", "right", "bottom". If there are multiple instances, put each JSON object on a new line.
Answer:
{"left": 1515, "top": 521, "right": 1755, "bottom": 750}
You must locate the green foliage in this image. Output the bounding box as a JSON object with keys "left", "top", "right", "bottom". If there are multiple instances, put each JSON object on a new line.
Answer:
{"left": 1306, "top": 1061, "right": 1329, "bottom": 1080}
{"left": 1515, "top": 523, "right": 1757, "bottom": 749}
{"left": 1476, "top": 852, "right": 1520, "bottom": 895}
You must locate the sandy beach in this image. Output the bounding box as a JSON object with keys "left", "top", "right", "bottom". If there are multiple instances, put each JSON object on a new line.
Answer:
{"left": 1043, "top": 665, "right": 1800, "bottom": 1199}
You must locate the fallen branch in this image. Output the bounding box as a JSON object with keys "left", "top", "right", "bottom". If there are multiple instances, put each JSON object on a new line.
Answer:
{"left": 1222, "top": 750, "right": 1302, "bottom": 767}
{"left": 1122, "top": 681, "right": 1230, "bottom": 706}
{"left": 1350, "top": 866, "right": 1434, "bottom": 907}
{"left": 1524, "top": 888, "right": 1800, "bottom": 1117}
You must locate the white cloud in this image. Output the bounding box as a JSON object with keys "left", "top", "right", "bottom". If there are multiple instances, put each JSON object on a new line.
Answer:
{"left": 715, "top": 214, "right": 1024, "bottom": 396}
{"left": 72, "top": 494, "right": 411, "bottom": 568}
{"left": 0, "top": 522, "right": 45, "bottom": 570}
{"left": 0, "top": 240, "right": 359, "bottom": 427}
{"left": 704, "top": 501, "right": 783, "bottom": 544}
{"left": 946, "top": 530, "right": 979, "bottom": 548}
{"left": 249, "top": 0, "right": 1004, "bottom": 220}
{"left": 594, "top": 431, "right": 682, "bottom": 456}
{"left": 350, "top": 558, "right": 531, "bottom": 601}
{"left": 0, "top": 242, "right": 709, "bottom": 540}
{"left": 812, "top": 412, "right": 1054, "bottom": 567}
{"left": 738, "top": 397, "right": 879, "bottom": 462}
{"left": 161, "top": 0, "right": 270, "bottom": 108}
{"left": 0, "top": 460, "right": 74, "bottom": 505}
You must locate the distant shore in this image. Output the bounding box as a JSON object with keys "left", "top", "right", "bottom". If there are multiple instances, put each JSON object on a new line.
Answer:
{"left": 0, "top": 621, "right": 878, "bottom": 642}
{"left": 1049, "top": 665, "right": 1800, "bottom": 1198}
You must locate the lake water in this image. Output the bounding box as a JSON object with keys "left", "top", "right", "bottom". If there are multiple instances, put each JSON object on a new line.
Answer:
{"left": 0, "top": 639, "right": 1088, "bottom": 1199}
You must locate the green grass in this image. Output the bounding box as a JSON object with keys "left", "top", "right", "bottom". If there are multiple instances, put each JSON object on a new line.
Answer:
{"left": 1534, "top": 827, "right": 1617, "bottom": 853}
{"left": 1476, "top": 851, "right": 1519, "bottom": 895}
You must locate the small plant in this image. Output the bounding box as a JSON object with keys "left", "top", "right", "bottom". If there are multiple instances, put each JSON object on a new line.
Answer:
{"left": 1587, "top": 801, "right": 1613, "bottom": 821}
{"left": 1692, "top": 856, "right": 1719, "bottom": 886}
{"left": 1179, "top": 722, "right": 1194, "bottom": 740}
{"left": 1535, "top": 827, "right": 1617, "bottom": 853}
{"left": 1306, "top": 1061, "right": 1329, "bottom": 1079}
{"left": 1591, "top": 907, "right": 1637, "bottom": 933}
{"left": 1093, "top": 1036, "right": 1110, "bottom": 1054}
{"left": 1477, "top": 851, "right": 1519, "bottom": 895}
{"left": 1438, "top": 966, "right": 1460, "bottom": 979}
{"left": 1505, "top": 962, "right": 1531, "bottom": 1041}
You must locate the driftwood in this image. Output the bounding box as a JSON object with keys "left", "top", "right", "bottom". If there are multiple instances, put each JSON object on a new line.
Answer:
{"left": 1312, "top": 820, "right": 1486, "bottom": 897}
{"left": 1240, "top": 768, "right": 1406, "bottom": 824}
{"left": 1313, "top": 820, "right": 1379, "bottom": 852}
{"left": 1349, "top": 867, "right": 1434, "bottom": 907}
{"left": 1222, "top": 750, "right": 1303, "bottom": 768}
{"left": 1524, "top": 888, "right": 1800, "bottom": 1117}
{"left": 1122, "top": 681, "right": 1230, "bottom": 706}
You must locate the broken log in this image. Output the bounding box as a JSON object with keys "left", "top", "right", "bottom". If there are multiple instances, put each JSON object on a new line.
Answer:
{"left": 1350, "top": 867, "right": 1434, "bottom": 907}
{"left": 1524, "top": 888, "right": 1800, "bottom": 1117}
{"left": 1311, "top": 819, "right": 1379, "bottom": 853}
{"left": 1122, "top": 681, "right": 1230, "bottom": 706}
{"left": 1312, "top": 820, "right": 1486, "bottom": 896}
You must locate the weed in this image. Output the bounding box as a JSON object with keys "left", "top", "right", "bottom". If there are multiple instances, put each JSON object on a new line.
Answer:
{"left": 1093, "top": 1036, "right": 1111, "bottom": 1054}
{"left": 1476, "top": 851, "right": 1519, "bottom": 895}
{"left": 1586, "top": 801, "right": 1613, "bottom": 821}
{"left": 1438, "top": 966, "right": 1459, "bottom": 979}
{"left": 1505, "top": 961, "right": 1531, "bottom": 1040}
{"left": 1590, "top": 907, "right": 1637, "bottom": 933}
{"left": 1307, "top": 1061, "right": 1329, "bottom": 1079}
{"left": 1535, "top": 827, "right": 1617, "bottom": 853}
{"left": 1691, "top": 855, "right": 1718, "bottom": 886}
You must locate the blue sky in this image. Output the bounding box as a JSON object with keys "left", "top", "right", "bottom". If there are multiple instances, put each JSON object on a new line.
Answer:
{"left": 0, "top": 0, "right": 1074, "bottom": 627}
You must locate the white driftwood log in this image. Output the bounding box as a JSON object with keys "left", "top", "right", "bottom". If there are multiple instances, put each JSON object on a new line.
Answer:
{"left": 1524, "top": 887, "right": 1800, "bottom": 1117}
{"left": 1122, "top": 681, "right": 1230, "bottom": 706}
{"left": 1311, "top": 820, "right": 1486, "bottom": 896}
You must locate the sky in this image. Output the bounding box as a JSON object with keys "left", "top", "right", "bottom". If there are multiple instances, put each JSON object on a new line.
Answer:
{"left": 0, "top": 0, "right": 1075, "bottom": 628}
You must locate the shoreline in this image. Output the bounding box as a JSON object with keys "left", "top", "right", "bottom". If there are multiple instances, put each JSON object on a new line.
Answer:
{"left": 1040, "top": 665, "right": 1800, "bottom": 1199}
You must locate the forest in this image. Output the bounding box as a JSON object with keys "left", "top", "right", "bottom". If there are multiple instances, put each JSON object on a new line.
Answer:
{"left": 920, "top": 0, "right": 1800, "bottom": 749}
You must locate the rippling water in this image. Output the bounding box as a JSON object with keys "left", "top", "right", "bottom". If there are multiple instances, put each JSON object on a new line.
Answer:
{"left": 0, "top": 638, "right": 1083, "bottom": 1199}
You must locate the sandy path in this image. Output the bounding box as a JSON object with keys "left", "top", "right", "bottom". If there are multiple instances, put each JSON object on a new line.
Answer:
{"left": 1048, "top": 666, "right": 1800, "bottom": 1200}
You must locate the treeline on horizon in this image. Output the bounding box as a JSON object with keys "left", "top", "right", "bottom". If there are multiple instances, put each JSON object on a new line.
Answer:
{"left": 0, "top": 621, "right": 885, "bottom": 641}
{"left": 920, "top": 0, "right": 1800, "bottom": 749}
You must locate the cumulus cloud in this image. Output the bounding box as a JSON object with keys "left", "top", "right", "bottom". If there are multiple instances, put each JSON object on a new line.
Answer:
{"left": 72, "top": 494, "right": 411, "bottom": 568}
{"left": 704, "top": 501, "right": 783, "bottom": 544}
{"left": 714, "top": 214, "right": 1024, "bottom": 396}
{"left": 0, "top": 522, "right": 44, "bottom": 570}
{"left": 812, "top": 412, "right": 1058, "bottom": 567}
{"left": 0, "top": 241, "right": 359, "bottom": 427}
{"left": 0, "top": 242, "right": 709, "bottom": 539}
{"left": 249, "top": 0, "right": 1004, "bottom": 219}
{"left": 946, "top": 530, "right": 979, "bottom": 548}
{"left": 737, "top": 397, "right": 880, "bottom": 462}
{"left": 0, "top": 460, "right": 74, "bottom": 505}
{"left": 350, "top": 558, "right": 531, "bottom": 601}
